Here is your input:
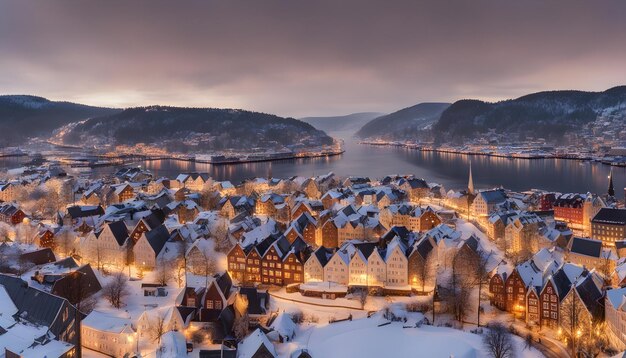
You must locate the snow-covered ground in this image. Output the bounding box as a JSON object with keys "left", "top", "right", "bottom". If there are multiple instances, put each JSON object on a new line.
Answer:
{"left": 269, "top": 287, "right": 545, "bottom": 358}
{"left": 273, "top": 306, "right": 544, "bottom": 358}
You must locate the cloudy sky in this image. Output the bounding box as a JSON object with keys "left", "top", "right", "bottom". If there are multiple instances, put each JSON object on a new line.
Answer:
{"left": 1, "top": 0, "right": 625, "bottom": 117}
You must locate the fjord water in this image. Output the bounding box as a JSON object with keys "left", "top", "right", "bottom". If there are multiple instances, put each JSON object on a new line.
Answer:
{"left": 133, "top": 130, "right": 622, "bottom": 198}
{"left": 0, "top": 131, "right": 621, "bottom": 197}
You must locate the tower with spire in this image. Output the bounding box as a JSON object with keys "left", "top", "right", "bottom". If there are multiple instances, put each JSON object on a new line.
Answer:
{"left": 468, "top": 161, "right": 475, "bottom": 195}
{"left": 608, "top": 168, "right": 615, "bottom": 197}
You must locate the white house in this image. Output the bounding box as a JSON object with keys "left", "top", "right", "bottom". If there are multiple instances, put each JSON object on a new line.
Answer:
{"left": 323, "top": 249, "right": 350, "bottom": 285}
{"left": 81, "top": 221, "right": 129, "bottom": 270}
{"left": 136, "top": 307, "right": 185, "bottom": 341}
{"left": 367, "top": 248, "right": 386, "bottom": 287}
{"left": 304, "top": 247, "right": 331, "bottom": 282}
{"left": 606, "top": 287, "right": 626, "bottom": 351}
{"left": 385, "top": 238, "right": 408, "bottom": 287}
{"left": 471, "top": 190, "right": 507, "bottom": 218}
{"left": 349, "top": 248, "right": 369, "bottom": 286}
{"left": 81, "top": 311, "right": 135, "bottom": 357}
{"left": 133, "top": 225, "right": 170, "bottom": 270}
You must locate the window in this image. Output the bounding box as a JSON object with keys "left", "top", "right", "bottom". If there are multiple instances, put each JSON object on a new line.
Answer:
{"left": 206, "top": 300, "right": 213, "bottom": 309}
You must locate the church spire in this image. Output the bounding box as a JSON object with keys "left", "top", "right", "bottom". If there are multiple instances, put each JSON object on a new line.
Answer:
{"left": 608, "top": 167, "right": 615, "bottom": 197}
{"left": 468, "top": 161, "right": 475, "bottom": 195}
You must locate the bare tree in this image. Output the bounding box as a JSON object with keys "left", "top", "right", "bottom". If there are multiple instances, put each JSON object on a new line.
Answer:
{"left": 561, "top": 289, "right": 582, "bottom": 357}
{"left": 0, "top": 222, "right": 12, "bottom": 242}
{"left": 524, "top": 333, "right": 533, "bottom": 350}
{"left": 483, "top": 323, "right": 514, "bottom": 358}
{"left": 174, "top": 256, "right": 186, "bottom": 288}
{"left": 203, "top": 249, "right": 219, "bottom": 287}
{"left": 354, "top": 288, "right": 368, "bottom": 309}
{"left": 151, "top": 313, "right": 167, "bottom": 345}
{"left": 155, "top": 259, "right": 174, "bottom": 286}
{"left": 472, "top": 250, "right": 493, "bottom": 327}
{"left": 444, "top": 248, "right": 473, "bottom": 322}
{"left": 34, "top": 183, "right": 64, "bottom": 221}
{"left": 54, "top": 229, "right": 76, "bottom": 258}
{"left": 15, "top": 222, "right": 37, "bottom": 245}
{"left": 233, "top": 311, "right": 250, "bottom": 340}
{"left": 102, "top": 272, "right": 130, "bottom": 309}
{"left": 495, "top": 234, "right": 508, "bottom": 255}
{"left": 188, "top": 241, "right": 218, "bottom": 286}
{"left": 416, "top": 251, "right": 435, "bottom": 292}
{"left": 175, "top": 239, "right": 191, "bottom": 288}
{"left": 200, "top": 189, "right": 221, "bottom": 210}
{"left": 211, "top": 219, "right": 231, "bottom": 252}
{"left": 578, "top": 321, "right": 608, "bottom": 358}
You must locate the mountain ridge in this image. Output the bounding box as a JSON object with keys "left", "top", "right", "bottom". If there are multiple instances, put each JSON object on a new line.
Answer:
{"left": 356, "top": 102, "right": 451, "bottom": 139}
{"left": 433, "top": 86, "right": 626, "bottom": 142}
{"left": 52, "top": 105, "right": 333, "bottom": 152}
{"left": 300, "top": 112, "right": 384, "bottom": 133}
{"left": 0, "top": 95, "right": 121, "bottom": 146}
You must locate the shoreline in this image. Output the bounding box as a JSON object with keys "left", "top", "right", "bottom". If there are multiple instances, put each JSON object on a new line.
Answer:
{"left": 58, "top": 149, "right": 346, "bottom": 168}
{"left": 357, "top": 140, "right": 626, "bottom": 166}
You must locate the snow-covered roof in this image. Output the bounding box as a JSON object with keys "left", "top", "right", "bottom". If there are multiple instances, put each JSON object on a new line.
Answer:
{"left": 237, "top": 328, "right": 276, "bottom": 358}
{"left": 269, "top": 312, "right": 297, "bottom": 339}
{"left": 158, "top": 331, "right": 187, "bottom": 358}
{"left": 0, "top": 285, "right": 17, "bottom": 326}
{"left": 241, "top": 219, "right": 277, "bottom": 248}
{"left": 606, "top": 287, "right": 626, "bottom": 311}
{"left": 82, "top": 310, "right": 135, "bottom": 334}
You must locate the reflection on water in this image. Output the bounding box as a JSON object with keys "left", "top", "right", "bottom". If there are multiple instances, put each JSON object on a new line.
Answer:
{"left": 1, "top": 131, "right": 623, "bottom": 198}
{"left": 0, "top": 156, "right": 30, "bottom": 171}
{"left": 135, "top": 132, "right": 623, "bottom": 198}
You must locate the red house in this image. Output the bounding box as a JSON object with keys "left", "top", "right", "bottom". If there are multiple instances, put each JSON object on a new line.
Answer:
{"left": 504, "top": 269, "right": 527, "bottom": 319}
{"left": 489, "top": 271, "right": 507, "bottom": 311}
{"left": 0, "top": 203, "right": 26, "bottom": 225}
